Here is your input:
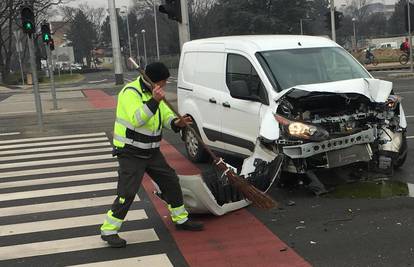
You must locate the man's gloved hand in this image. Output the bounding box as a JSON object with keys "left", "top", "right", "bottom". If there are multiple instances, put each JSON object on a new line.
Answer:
{"left": 174, "top": 115, "right": 192, "bottom": 128}
{"left": 152, "top": 85, "right": 165, "bottom": 102}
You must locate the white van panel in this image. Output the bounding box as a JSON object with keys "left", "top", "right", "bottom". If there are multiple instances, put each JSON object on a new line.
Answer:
{"left": 194, "top": 52, "right": 225, "bottom": 92}
{"left": 181, "top": 52, "right": 198, "bottom": 85}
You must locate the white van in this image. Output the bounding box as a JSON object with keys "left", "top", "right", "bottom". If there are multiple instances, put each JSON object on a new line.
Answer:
{"left": 175, "top": 35, "right": 406, "bottom": 200}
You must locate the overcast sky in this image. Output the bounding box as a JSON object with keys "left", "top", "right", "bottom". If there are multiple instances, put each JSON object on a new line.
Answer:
{"left": 67, "top": 0, "right": 132, "bottom": 9}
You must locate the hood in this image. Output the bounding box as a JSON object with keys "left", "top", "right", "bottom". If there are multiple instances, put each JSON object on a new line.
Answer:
{"left": 275, "top": 78, "right": 392, "bottom": 103}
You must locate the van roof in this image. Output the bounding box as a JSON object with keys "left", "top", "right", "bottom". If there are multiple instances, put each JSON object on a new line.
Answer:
{"left": 183, "top": 35, "right": 340, "bottom": 53}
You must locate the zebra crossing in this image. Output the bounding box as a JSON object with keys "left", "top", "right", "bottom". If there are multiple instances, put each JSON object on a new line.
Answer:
{"left": 0, "top": 132, "right": 176, "bottom": 266}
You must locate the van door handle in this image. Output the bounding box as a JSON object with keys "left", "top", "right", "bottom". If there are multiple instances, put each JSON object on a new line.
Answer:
{"left": 222, "top": 102, "right": 231, "bottom": 108}
{"left": 209, "top": 98, "right": 217, "bottom": 104}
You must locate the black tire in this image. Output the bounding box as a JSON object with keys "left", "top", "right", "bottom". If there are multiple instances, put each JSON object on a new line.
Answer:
{"left": 183, "top": 122, "right": 209, "bottom": 163}
{"left": 399, "top": 54, "right": 409, "bottom": 65}
{"left": 372, "top": 57, "right": 379, "bottom": 66}
{"left": 394, "top": 132, "right": 407, "bottom": 169}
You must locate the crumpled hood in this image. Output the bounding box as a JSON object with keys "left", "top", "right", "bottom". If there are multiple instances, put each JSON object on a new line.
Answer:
{"left": 275, "top": 78, "right": 393, "bottom": 103}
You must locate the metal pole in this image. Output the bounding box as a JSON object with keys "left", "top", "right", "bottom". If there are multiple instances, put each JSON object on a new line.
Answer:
{"left": 353, "top": 19, "right": 356, "bottom": 50}
{"left": 46, "top": 44, "right": 58, "bottom": 110}
{"left": 108, "top": 0, "right": 124, "bottom": 85}
{"left": 408, "top": 0, "right": 413, "bottom": 72}
{"left": 300, "top": 19, "right": 303, "bottom": 35}
{"left": 27, "top": 35, "right": 43, "bottom": 130}
{"left": 17, "top": 51, "right": 25, "bottom": 86}
{"left": 153, "top": 0, "right": 160, "bottom": 60}
{"left": 125, "top": 6, "right": 132, "bottom": 60}
{"left": 178, "top": 0, "right": 191, "bottom": 49}
{"left": 142, "top": 30, "right": 147, "bottom": 68}
{"left": 330, "top": 0, "right": 336, "bottom": 42}
{"left": 135, "top": 33, "right": 140, "bottom": 61}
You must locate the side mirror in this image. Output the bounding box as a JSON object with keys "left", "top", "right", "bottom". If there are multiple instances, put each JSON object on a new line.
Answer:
{"left": 229, "top": 80, "right": 262, "bottom": 102}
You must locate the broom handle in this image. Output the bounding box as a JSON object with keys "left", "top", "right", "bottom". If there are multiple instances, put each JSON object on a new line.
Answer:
{"left": 128, "top": 58, "right": 220, "bottom": 162}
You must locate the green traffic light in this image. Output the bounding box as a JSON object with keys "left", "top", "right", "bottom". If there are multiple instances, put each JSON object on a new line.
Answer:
{"left": 44, "top": 34, "right": 50, "bottom": 41}
{"left": 24, "top": 22, "right": 33, "bottom": 30}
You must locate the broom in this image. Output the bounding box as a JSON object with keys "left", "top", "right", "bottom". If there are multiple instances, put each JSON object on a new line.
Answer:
{"left": 128, "top": 58, "right": 277, "bottom": 209}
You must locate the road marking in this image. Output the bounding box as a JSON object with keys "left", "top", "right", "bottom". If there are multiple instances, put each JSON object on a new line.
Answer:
{"left": 0, "top": 132, "right": 106, "bottom": 145}
{"left": 0, "top": 210, "right": 147, "bottom": 237}
{"left": 0, "top": 229, "right": 159, "bottom": 261}
{"left": 125, "top": 78, "right": 133, "bottom": 82}
{"left": 0, "top": 147, "right": 113, "bottom": 162}
{"left": 69, "top": 254, "right": 173, "bottom": 267}
{"left": 0, "top": 132, "right": 20, "bottom": 136}
{"left": 0, "top": 182, "right": 117, "bottom": 201}
{"left": 0, "top": 154, "right": 113, "bottom": 169}
{"left": 407, "top": 136, "right": 414, "bottom": 139}
{"left": 0, "top": 137, "right": 109, "bottom": 150}
{"left": 397, "top": 91, "right": 414, "bottom": 95}
{"left": 405, "top": 115, "right": 414, "bottom": 118}
{"left": 0, "top": 142, "right": 111, "bottom": 156}
{"left": 0, "top": 196, "right": 135, "bottom": 217}
{"left": 0, "top": 171, "right": 117, "bottom": 189}
{"left": 0, "top": 162, "right": 118, "bottom": 179}
{"left": 88, "top": 79, "right": 107, "bottom": 84}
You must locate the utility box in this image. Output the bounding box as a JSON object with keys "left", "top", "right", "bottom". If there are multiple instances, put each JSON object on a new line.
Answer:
{"left": 26, "top": 73, "right": 33, "bottom": 85}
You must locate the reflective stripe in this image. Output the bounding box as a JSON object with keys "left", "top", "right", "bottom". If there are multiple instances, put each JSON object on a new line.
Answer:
{"left": 164, "top": 116, "right": 174, "bottom": 130}
{"left": 143, "top": 103, "right": 154, "bottom": 117}
{"left": 114, "top": 134, "right": 160, "bottom": 149}
{"left": 116, "top": 118, "right": 161, "bottom": 136}
{"left": 119, "top": 197, "right": 125, "bottom": 204}
{"left": 168, "top": 205, "right": 189, "bottom": 224}
{"left": 134, "top": 110, "right": 146, "bottom": 127}
{"left": 101, "top": 230, "right": 118, "bottom": 236}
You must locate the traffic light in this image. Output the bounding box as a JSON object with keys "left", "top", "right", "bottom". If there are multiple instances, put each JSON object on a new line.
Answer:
{"left": 405, "top": 3, "right": 414, "bottom": 32}
{"left": 159, "top": 0, "right": 182, "bottom": 23}
{"left": 49, "top": 38, "right": 55, "bottom": 51}
{"left": 41, "top": 22, "right": 51, "bottom": 43}
{"left": 324, "top": 10, "right": 343, "bottom": 30}
{"left": 20, "top": 5, "right": 35, "bottom": 34}
{"left": 334, "top": 11, "right": 343, "bottom": 29}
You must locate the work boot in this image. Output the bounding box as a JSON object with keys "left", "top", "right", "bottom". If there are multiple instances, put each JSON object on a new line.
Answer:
{"left": 101, "top": 234, "right": 127, "bottom": 248}
{"left": 175, "top": 219, "right": 204, "bottom": 231}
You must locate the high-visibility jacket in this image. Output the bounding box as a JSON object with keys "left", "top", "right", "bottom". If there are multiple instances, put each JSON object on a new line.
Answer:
{"left": 113, "top": 77, "right": 178, "bottom": 157}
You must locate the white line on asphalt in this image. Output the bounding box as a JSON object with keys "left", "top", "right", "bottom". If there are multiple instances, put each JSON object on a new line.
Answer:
{"left": 88, "top": 79, "right": 107, "bottom": 84}
{"left": 0, "top": 162, "right": 118, "bottom": 179}
{"left": 0, "top": 210, "right": 147, "bottom": 237}
{"left": 0, "top": 171, "right": 117, "bottom": 189}
{"left": 0, "top": 132, "right": 20, "bottom": 136}
{"left": 0, "top": 142, "right": 111, "bottom": 156}
{"left": 396, "top": 91, "right": 414, "bottom": 94}
{"left": 0, "top": 154, "right": 114, "bottom": 169}
{"left": 0, "top": 147, "right": 113, "bottom": 162}
{"left": 0, "top": 229, "right": 159, "bottom": 261}
{"left": 405, "top": 115, "right": 414, "bottom": 118}
{"left": 69, "top": 254, "right": 173, "bottom": 267}
{"left": 125, "top": 78, "right": 133, "bottom": 82}
{"left": 0, "top": 137, "right": 109, "bottom": 150}
{"left": 0, "top": 132, "right": 106, "bottom": 145}
{"left": 0, "top": 196, "right": 137, "bottom": 217}
{"left": 0, "top": 182, "right": 117, "bottom": 201}
{"left": 407, "top": 136, "right": 414, "bottom": 139}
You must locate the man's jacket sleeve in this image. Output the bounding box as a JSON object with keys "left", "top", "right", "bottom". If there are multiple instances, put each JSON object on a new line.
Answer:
{"left": 160, "top": 100, "right": 180, "bottom": 132}
{"left": 121, "top": 89, "right": 159, "bottom": 128}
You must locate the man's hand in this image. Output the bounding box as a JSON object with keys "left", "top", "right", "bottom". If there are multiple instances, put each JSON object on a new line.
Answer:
{"left": 174, "top": 115, "right": 192, "bottom": 128}
{"left": 152, "top": 85, "right": 165, "bottom": 102}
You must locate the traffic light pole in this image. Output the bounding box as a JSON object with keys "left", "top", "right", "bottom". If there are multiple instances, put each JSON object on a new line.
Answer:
{"left": 45, "top": 44, "right": 58, "bottom": 110}
{"left": 330, "top": 0, "right": 336, "bottom": 42}
{"left": 178, "top": 0, "right": 190, "bottom": 49}
{"left": 27, "top": 35, "right": 44, "bottom": 130}
{"left": 108, "top": 0, "right": 124, "bottom": 85}
{"left": 408, "top": 0, "right": 413, "bottom": 72}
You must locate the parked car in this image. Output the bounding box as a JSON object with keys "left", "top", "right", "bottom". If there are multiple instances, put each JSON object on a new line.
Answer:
{"left": 176, "top": 35, "right": 407, "bottom": 197}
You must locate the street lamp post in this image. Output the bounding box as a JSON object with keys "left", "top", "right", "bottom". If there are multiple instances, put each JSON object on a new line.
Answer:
{"left": 153, "top": 0, "right": 160, "bottom": 60}
{"left": 122, "top": 5, "right": 132, "bottom": 61}
{"left": 134, "top": 33, "right": 140, "bottom": 64}
{"left": 141, "top": 29, "right": 147, "bottom": 68}
{"left": 352, "top": 17, "right": 357, "bottom": 51}
{"left": 299, "top": 18, "right": 311, "bottom": 35}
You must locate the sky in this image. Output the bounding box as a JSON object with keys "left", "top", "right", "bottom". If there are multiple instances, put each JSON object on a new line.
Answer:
{"left": 67, "top": 0, "right": 132, "bottom": 9}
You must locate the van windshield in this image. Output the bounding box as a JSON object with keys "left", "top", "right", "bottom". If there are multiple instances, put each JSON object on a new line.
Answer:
{"left": 257, "top": 47, "right": 371, "bottom": 91}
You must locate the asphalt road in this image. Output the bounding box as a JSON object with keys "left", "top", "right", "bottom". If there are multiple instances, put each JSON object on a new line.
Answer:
{"left": 0, "top": 70, "right": 413, "bottom": 266}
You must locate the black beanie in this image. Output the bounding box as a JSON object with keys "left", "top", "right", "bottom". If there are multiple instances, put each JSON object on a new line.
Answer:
{"left": 145, "top": 62, "right": 170, "bottom": 83}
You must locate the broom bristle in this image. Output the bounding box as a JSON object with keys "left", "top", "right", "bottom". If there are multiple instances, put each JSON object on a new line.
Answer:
{"left": 215, "top": 162, "right": 278, "bottom": 209}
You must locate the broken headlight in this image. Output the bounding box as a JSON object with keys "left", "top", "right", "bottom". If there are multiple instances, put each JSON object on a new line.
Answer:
{"left": 385, "top": 95, "right": 401, "bottom": 110}
{"left": 275, "top": 114, "right": 329, "bottom": 142}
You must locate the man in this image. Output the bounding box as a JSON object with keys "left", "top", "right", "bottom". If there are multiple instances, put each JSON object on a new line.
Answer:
{"left": 402, "top": 37, "right": 410, "bottom": 56}
{"left": 100, "top": 62, "right": 204, "bottom": 248}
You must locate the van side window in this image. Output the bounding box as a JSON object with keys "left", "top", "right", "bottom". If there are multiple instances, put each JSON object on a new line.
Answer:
{"left": 226, "top": 54, "right": 267, "bottom": 103}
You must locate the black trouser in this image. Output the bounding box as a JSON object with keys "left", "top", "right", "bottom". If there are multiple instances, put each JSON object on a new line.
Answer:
{"left": 110, "top": 149, "right": 184, "bottom": 220}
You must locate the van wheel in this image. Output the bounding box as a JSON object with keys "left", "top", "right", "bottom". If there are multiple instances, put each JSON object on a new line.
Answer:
{"left": 184, "top": 124, "right": 208, "bottom": 163}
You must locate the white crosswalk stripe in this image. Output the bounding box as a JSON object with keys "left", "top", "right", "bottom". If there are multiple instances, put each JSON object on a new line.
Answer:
{"left": 0, "top": 132, "right": 174, "bottom": 266}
